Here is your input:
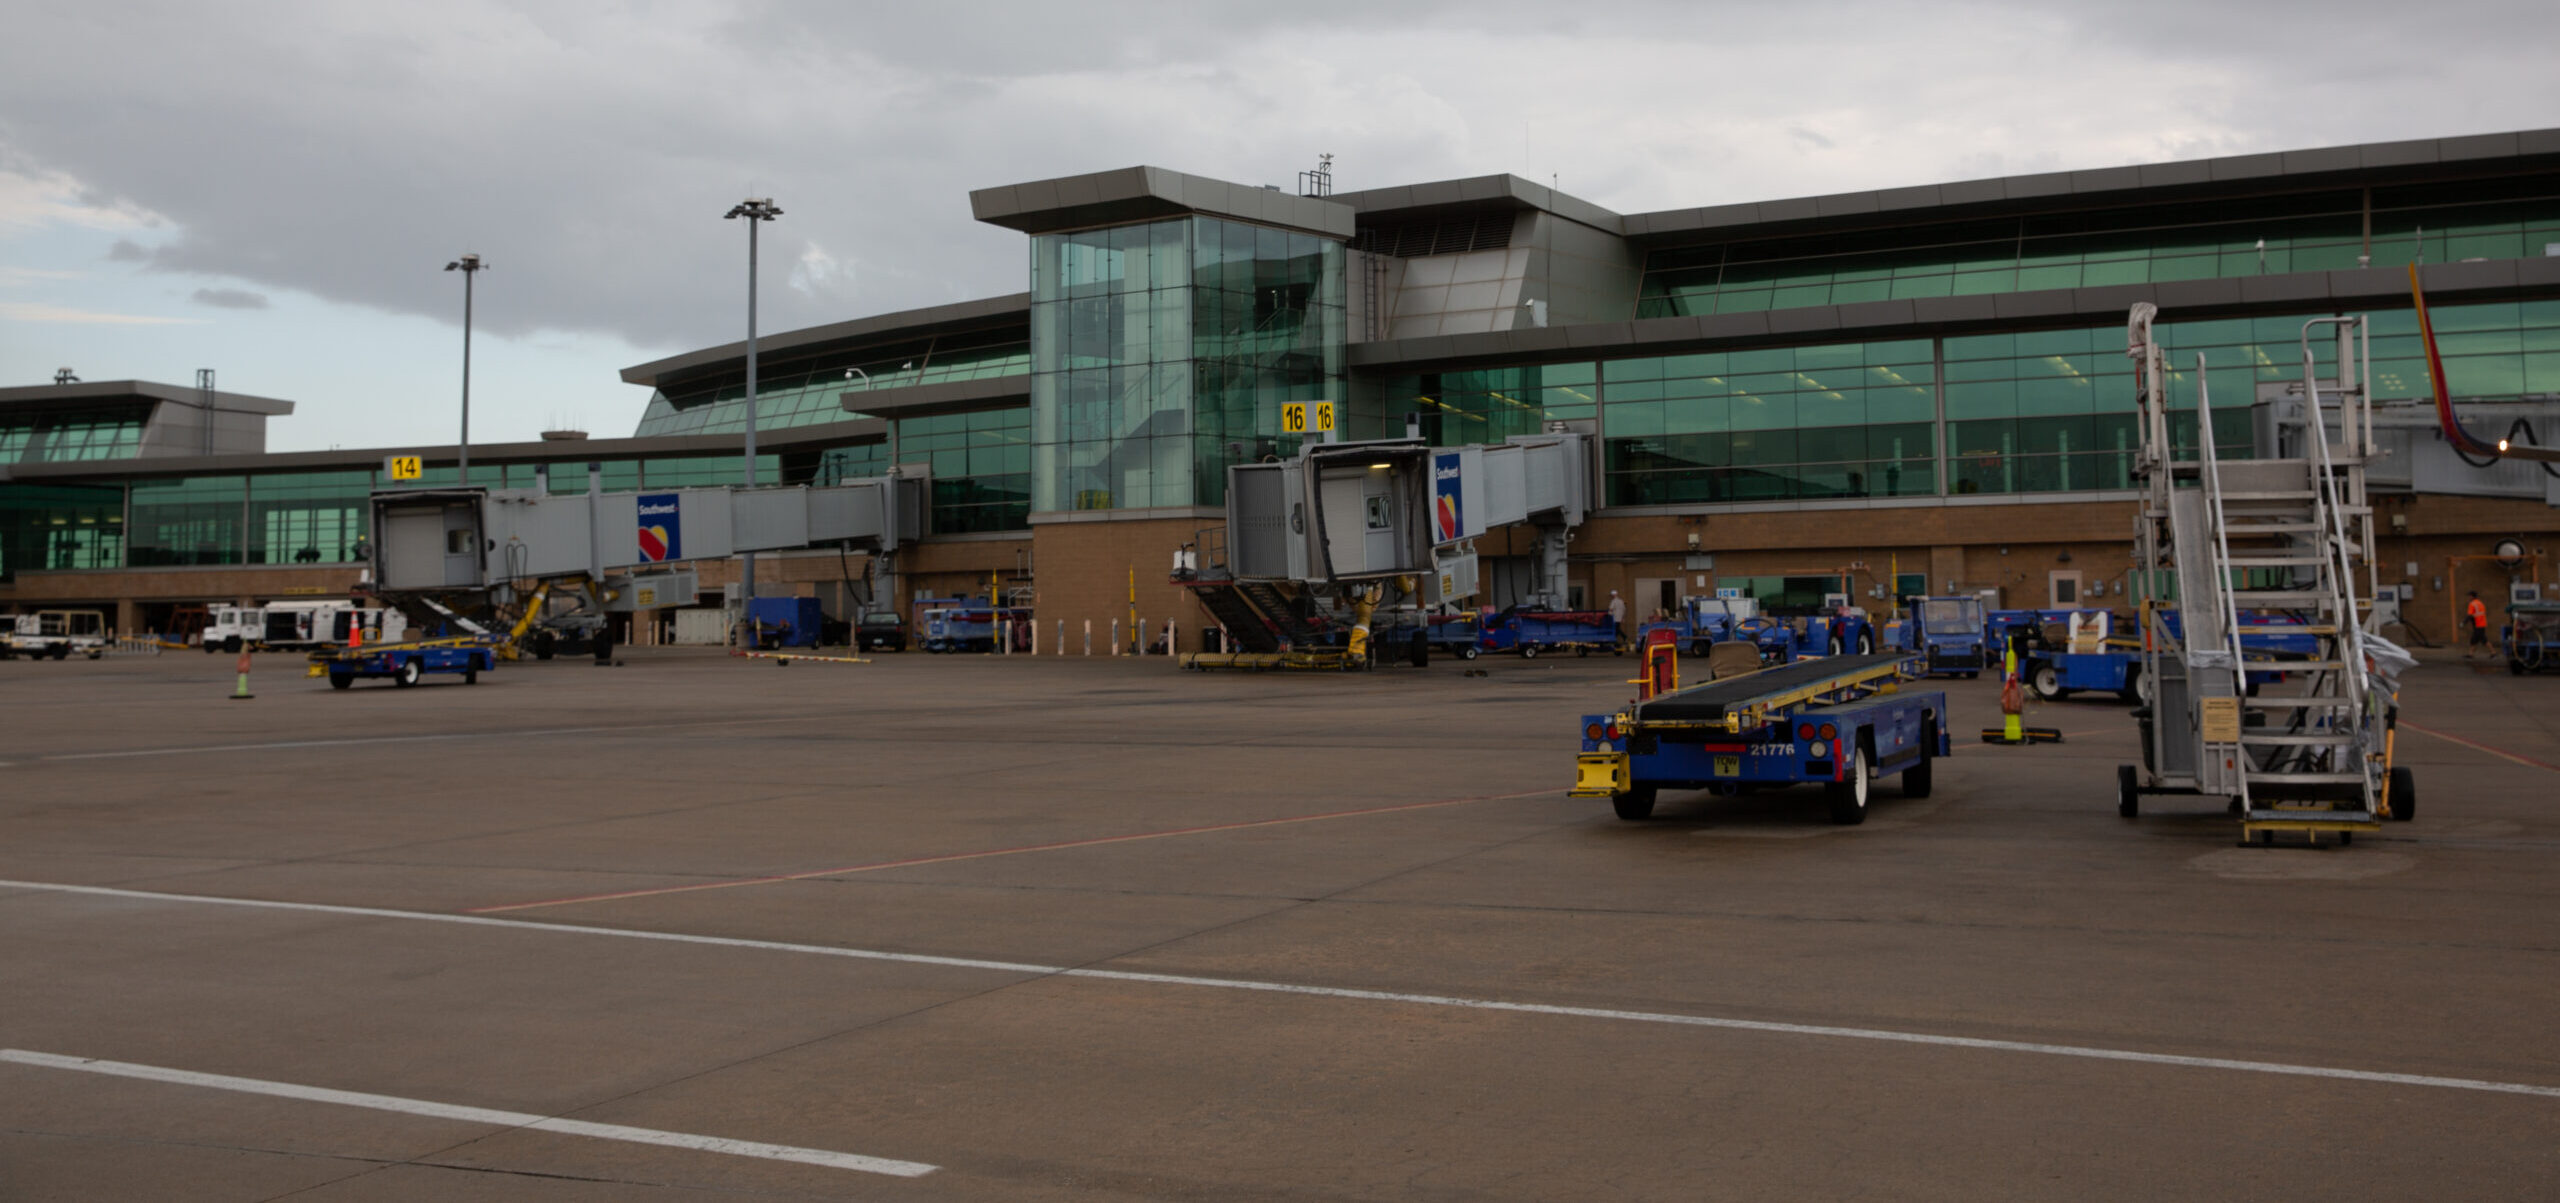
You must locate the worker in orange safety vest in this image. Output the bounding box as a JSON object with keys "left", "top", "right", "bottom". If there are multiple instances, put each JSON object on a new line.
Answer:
{"left": 2467, "top": 591, "right": 2490, "bottom": 657}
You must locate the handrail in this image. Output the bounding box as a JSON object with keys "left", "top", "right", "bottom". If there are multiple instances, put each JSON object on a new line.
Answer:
{"left": 2297, "top": 334, "right": 2375, "bottom": 758}
{"left": 2191, "top": 353, "right": 2250, "bottom": 683}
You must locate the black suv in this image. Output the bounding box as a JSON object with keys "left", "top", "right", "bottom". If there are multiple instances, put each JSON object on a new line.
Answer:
{"left": 856, "top": 612, "right": 906, "bottom": 652}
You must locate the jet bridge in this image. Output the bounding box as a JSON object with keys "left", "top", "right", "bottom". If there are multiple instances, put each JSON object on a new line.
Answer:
{"left": 1224, "top": 432, "right": 1590, "bottom": 604}
{"left": 1180, "top": 433, "right": 1591, "bottom": 663}
{"left": 369, "top": 469, "right": 928, "bottom": 598}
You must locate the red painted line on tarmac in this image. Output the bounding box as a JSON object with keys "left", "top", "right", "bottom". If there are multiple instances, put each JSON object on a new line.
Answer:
{"left": 466, "top": 788, "right": 1559, "bottom": 914}
{"left": 2400, "top": 720, "right": 2560, "bottom": 775}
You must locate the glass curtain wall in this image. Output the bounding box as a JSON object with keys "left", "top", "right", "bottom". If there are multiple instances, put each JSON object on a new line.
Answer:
{"left": 1639, "top": 186, "right": 2560, "bottom": 318}
{"left": 0, "top": 407, "right": 147, "bottom": 463}
{"left": 633, "top": 334, "right": 1030, "bottom": 438}
{"left": 1603, "top": 341, "right": 1936, "bottom": 504}
{"left": 0, "top": 483, "right": 124, "bottom": 581}
{"left": 129, "top": 476, "right": 247, "bottom": 566}
{"left": 1379, "top": 364, "right": 1594, "bottom": 446}
{"left": 249, "top": 471, "right": 373, "bottom": 564}
{"left": 1030, "top": 216, "right": 1343, "bottom": 511}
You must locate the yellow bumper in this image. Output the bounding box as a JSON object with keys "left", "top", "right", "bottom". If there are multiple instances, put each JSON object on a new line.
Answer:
{"left": 1570, "top": 751, "right": 1631, "bottom": 798}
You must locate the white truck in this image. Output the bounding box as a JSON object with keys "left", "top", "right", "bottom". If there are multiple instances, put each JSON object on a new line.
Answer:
{"left": 3, "top": 610, "right": 110, "bottom": 660}
{"left": 202, "top": 601, "right": 406, "bottom": 653}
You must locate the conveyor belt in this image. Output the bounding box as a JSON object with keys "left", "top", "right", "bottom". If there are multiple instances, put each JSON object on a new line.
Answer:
{"left": 1633, "top": 653, "right": 1913, "bottom": 723}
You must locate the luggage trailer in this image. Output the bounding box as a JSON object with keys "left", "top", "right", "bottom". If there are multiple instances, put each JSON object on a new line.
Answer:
{"left": 1571, "top": 653, "right": 1948, "bottom": 826}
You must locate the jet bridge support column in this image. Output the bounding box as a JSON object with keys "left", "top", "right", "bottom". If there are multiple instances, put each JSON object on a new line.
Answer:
{"left": 1528, "top": 520, "right": 1570, "bottom": 609}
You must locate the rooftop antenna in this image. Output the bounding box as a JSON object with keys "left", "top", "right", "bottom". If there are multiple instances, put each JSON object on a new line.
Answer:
{"left": 53, "top": 367, "right": 78, "bottom": 385}
{"left": 195, "top": 368, "right": 216, "bottom": 456}
{"left": 1297, "top": 152, "right": 1333, "bottom": 198}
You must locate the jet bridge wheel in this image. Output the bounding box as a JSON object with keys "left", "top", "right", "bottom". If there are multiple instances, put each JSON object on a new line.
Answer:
{"left": 1611, "top": 785, "right": 1657, "bottom": 821}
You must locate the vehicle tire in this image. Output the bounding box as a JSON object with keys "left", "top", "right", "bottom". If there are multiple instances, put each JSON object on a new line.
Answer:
{"left": 2117, "top": 764, "right": 2140, "bottom": 818}
{"left": 1519, "top": 644, "right": 1538, "bottom": 660}
{"left": 1828, "top": 636, "right": 1845, "bottom": 657}
{"left": 1457, "top": 645, "right": 1478, "bottom": 661}
{"left": 52, "top": 645, "right": 69, "bottom": 661}
{"left": 1690, "top": 640, "right": 1709, "bottom": 657}
{"left": 1962, "top": 671, "right": 1979, "bottom": 680}
{"left": 329, "top": 673, "right": 353, "bottom": 691}
{"left": 223, "top": 635, "right": 242, "bottom": 654}
{"left": 1903, "top": 719, "right": 1936, "bottom": 797}
{"left": 2387, "top": 765, "right": 2415, "bottom": 821}
{"left": 2031, "top": 663, "right": 2063, "bottom": 701}
{"left": 1826, "top": 745, "right": 1871, "bottom": 825}
{"left": 2125, "top": 665, "right": 2150, "bottom": 706}
{"left": 1576, "top": 645, "right": 1590, "bottom": 657}
{"left": 1856, "top": 631, "right": 1875, "bottom": 655}
{"left": 1612, "top": 786, "right": 1657, "bottom": 821}
{"left": 394, "top": 658, "right": 421, "bottom": 688}
{"left": 463, "top": 666, "right": 478, "bottom": 685}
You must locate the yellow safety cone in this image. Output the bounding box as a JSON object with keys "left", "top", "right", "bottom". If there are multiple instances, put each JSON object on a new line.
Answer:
{"left": 228, "top": 649, "right": 255, "bottom": 701}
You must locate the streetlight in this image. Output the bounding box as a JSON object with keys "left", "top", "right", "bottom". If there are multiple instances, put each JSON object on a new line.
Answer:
{"left": 443, "top": 253, "right": 485, "bottom": 484}
{"left": 725, "top": 198, "right": 781, "bottom": 604}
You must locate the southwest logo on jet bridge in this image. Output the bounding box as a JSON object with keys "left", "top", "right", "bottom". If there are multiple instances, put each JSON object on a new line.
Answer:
{"left": 1434, "top": 453, "right": 1463, "bottom": 543}
{"left": 637, "top": 493, "right": 682, "bottom": 562}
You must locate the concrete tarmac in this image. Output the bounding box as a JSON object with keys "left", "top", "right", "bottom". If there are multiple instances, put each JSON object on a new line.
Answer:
{"left": 1, "top": 643, "right": 2554, "bottom": 1200}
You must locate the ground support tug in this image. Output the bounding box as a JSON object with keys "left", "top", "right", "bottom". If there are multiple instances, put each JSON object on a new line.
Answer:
{"left": 1572, "top": 652, "right": 1948, "bottom": 826}
{"left": 1892, "top": 595, "right": 1989, "bottom": 678}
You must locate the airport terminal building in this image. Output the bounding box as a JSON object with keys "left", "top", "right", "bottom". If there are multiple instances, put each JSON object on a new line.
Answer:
{"left": 8, "top": 128, "right": 2560, "bottom": 644}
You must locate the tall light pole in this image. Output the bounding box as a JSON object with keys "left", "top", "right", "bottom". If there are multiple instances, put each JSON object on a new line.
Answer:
{"left": 443, "top": 254, "right": 485, "bottom": 484}
{"left": 724, "top": 198, "right": 781, "bottom": 603}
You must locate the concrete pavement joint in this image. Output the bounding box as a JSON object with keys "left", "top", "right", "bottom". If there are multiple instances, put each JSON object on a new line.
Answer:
{"left": 7, "top": 877, "right": 2556, "bottom": 1103}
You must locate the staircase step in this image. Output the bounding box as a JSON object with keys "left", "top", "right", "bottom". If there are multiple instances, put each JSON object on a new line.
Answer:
{"left": 2230, "top": 590, "right": 2337, "bottom": 605}
{"left": 2217, "top": 555, "right": 2333, "bottom": 568}
{"left": 2244, "top": 771, "right": 2371, "bottom": 785}
{"left": 2239, "top": 624, "right": 2337, "bottom": 635}
{"left": 2248, "top": 697, "right": 2359, "bottom": 708}
{"left": 2240, "top": 732, "right": 2355, "bottom": 746}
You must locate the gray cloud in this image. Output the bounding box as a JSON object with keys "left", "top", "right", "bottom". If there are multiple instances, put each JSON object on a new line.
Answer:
{"left": 106, "top": 238, "right": 149, "bottom": 262}
{"left": 1, "top": 0, "right": 2554, "bottom": 360}
{"left": 191, "top": 287, "right": 268, "bottom": 309}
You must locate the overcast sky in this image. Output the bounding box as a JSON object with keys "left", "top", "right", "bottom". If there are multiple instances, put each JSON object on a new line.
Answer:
{"left": 3, "top": 0, "right": 2555, "bottom": 452}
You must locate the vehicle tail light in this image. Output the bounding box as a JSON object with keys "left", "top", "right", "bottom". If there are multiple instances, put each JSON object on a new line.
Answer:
{"left": 1818, "top": 722, "right": 1837, "bottom": 740}
{"left": 1796, "top": 722, "right": 1815, "bottom": 740}
{"left": 1585, "top": 722, "right": 1606, "bottom": 741}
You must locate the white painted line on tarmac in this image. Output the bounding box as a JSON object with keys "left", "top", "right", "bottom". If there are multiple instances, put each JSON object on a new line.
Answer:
{"left": 0, "top": 1048, "right": 937, "bottom": 1178}
{"left": 7, "top": 878, "right": 2558, "bottom": 1103}
{"left": 22, "top": 716, "right": 785, "bottom": 763}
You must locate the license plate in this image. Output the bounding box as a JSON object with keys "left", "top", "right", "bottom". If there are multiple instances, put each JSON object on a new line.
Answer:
{"left": 1714, "top": 755, "right": 1740, "bottom": 777}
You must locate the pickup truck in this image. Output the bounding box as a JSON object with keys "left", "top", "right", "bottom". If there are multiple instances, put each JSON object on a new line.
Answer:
{"left": 2, "top": 610, "right": 109, "bottom": 660}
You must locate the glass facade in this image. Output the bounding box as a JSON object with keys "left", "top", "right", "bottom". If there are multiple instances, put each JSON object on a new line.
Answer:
{"left": 631, "top": 332, "right": 1029, "bottom": 438}
{"left": 249, "top": 471, "right": 372, "bottom": 564}
{"left": 813, "top": 408, "right": 1031, "bottom": 534}
{"left": 1580, "top": 299, "right": 2558, "bottom": 506}
{"left": 1030, "top": 215, "right": 1344, "bottom": 511}
{"left": 1379, "top": 364, "right": 1595, "bottom": 446}
{"left": 1, "top": 404, "right": 148, "bottom": 463}
{"left": 1604, "top": 341, "right": 1938, "bottom": 505}
{"left": 1639, "top": 184, "right": 2560, "bottom": 318}
{"left": 0, "top": 483, "right": 124, "bottom": 581}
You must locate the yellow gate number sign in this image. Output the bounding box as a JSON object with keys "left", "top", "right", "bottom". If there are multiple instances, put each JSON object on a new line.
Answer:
{"left": 385, "top": 455, "right": 423, "bottom": 481}
{"left": 1280, "top": 401, "right": 1336, "bottom": 434}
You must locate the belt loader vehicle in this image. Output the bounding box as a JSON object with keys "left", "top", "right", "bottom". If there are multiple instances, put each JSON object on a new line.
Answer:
{"left": 1572, "top": 653, "right": 1947, "bottom": 825}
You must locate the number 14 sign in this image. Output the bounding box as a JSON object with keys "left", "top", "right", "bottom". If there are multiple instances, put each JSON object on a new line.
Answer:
{"left": 1280, "top": 401, "right": 1336, "bottom": 434}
